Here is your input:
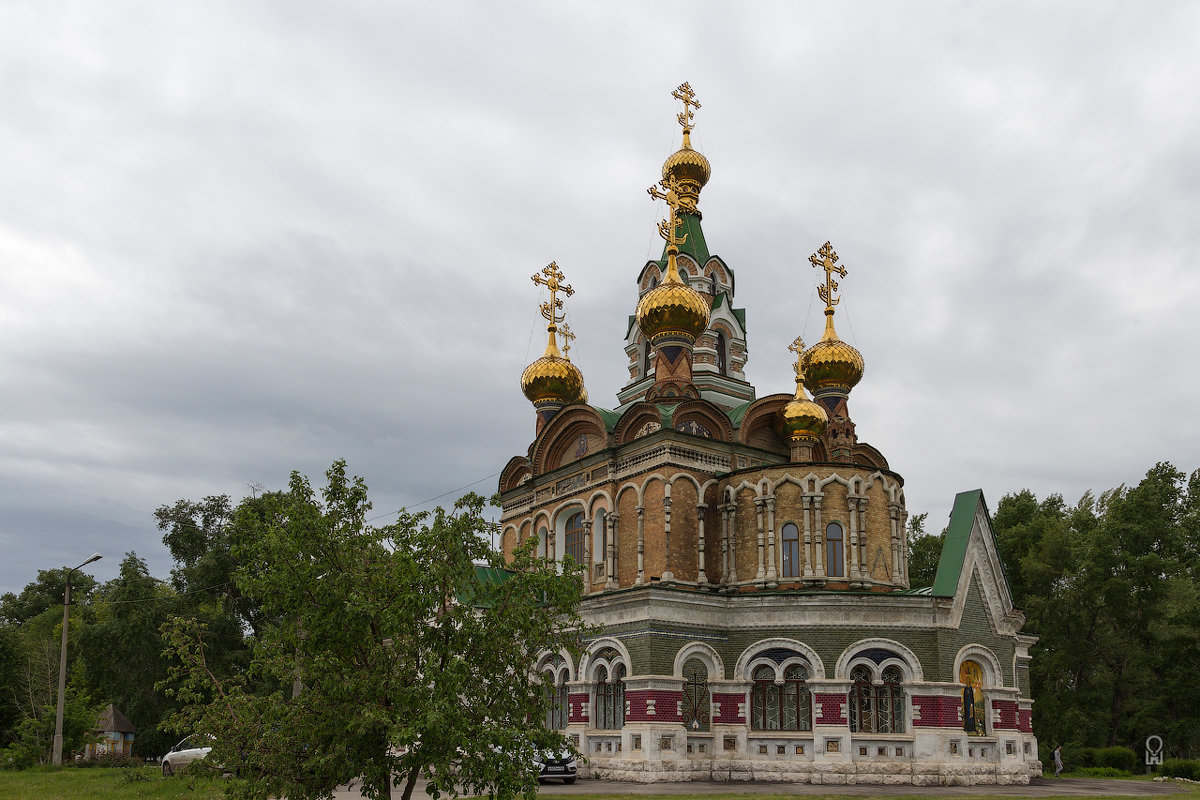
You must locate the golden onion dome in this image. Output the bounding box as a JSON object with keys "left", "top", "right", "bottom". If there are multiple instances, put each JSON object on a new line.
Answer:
{"left": 780, "top": 375, "right": 828, "bottom": 441}
{"left": 521, "top": 328, "right": 583, "bottom": 406}
{"left": 662, "top": 132, "right": 711, "bottom": 193}
{"left": 635, "top": 256, "right": 711, "bottom": 344}
{"left": 802, "top": 313, "right": 865, "bottom": 393}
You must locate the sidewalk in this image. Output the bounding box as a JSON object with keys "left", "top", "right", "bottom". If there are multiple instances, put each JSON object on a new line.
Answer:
{"left": 327, "top": 776, "right": 1190, "bottom": 798}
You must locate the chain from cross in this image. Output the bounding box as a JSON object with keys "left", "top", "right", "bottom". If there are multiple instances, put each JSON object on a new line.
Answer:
{"left": 532, "top": 262, "right": 573, "bottom": 325}
{"left": 810, "top": 241, "right": 847, "bottom": 309}
{"left": 672, "top": 82, "right": 700, "bottom": 135}
{"left": 559, "top": 323, "right": 576, "bottom": 360}
{"left": 648, "top": 176, "right": 694, "bottom": 249}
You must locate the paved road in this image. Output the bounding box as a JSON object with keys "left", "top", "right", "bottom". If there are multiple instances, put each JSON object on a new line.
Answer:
{"left": 327, "top": 776, "right": 1190, "bottom": 798}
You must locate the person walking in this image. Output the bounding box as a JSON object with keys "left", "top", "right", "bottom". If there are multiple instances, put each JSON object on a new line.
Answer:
{"left": 1054, "top": 745, "right": 1064, "bottom": 777}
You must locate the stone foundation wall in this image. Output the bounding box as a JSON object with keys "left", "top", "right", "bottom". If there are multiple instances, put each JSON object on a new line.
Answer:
{"left": 584, "top": 757, "right": 1034, "bottom": 785}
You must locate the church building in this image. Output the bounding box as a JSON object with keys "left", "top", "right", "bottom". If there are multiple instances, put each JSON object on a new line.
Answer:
{"left": 498, "top": 84, "right": 1040, "bottom": 785}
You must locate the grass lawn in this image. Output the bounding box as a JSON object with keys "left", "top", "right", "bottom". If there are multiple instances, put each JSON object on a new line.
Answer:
{"left": 0, "top": 766, "right": 226, "bottom": 800}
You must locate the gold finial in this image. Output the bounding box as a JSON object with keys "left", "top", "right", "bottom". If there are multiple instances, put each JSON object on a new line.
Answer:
{"left": 672, "top": 82, "right": 701, "bottom": 144}
{"left": 559, "top": 323, "right": 575, "bottom": 361}
{"left": 810, "top": 242, "right": 847, "bottom": 316}
{"left": 788, "top": 336, "right": 807, "bottom": 375}
{"left": 531, "top": 261, "right": 574, "bottom": 332}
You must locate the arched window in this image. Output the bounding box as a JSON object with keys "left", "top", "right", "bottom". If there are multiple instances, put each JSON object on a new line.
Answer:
{"left": 681, "top": 658, "right": 710, "bottom": 732}
{"left": 596, "top": 664, "right": 626, "bottom": 730}
{"left": 781, "top": 523, "right": 800, "bottom": 578}
{"left": 960, "top": 659, "right": 986, "bottom": 735}
{"left": 879, "top": 666, "right": 904, "bottom": 734}
{"left": 649, "top": 275, "right": 658, "bottom": 288}
{"left": 849, "top": 664, "right": 874, "bottom": 733}
{"left": 716, "top": 331, "right": 727, "bottom": 375}
{"left": 643, "top": 342, "right": 652, "bottom": 377}
{"left": 537, "top": 525, "right": 549, "bottom": 559}
{"left": 543, "top": 668, "right": 569, "bottom": 730}
{"left": 826, "top": 522, "right": 844, "bottom": 577}
{"left": 709, "top": 273, "right": 718, "bottom": 295}
{"left": 593, "top": 509, "right": 607, "bottom": 568}
{"left": 850, "top": 664, "right": 907, "bottom": 734}
{"left": 750, "top": 663, "right": 811, "bottom": 731}
{"left": 564, "top": 512, "right": 585, "bottom": 565}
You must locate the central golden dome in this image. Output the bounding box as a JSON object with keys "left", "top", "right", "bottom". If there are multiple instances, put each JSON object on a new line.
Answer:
{"left": 636, "top": 257, "right": 711, "bottom": 344}
{"left": 802, "top": 313, "right": 865, "bottom": 393}
{"left": 663, "top": 137, "right": 711, "bottom": 191}
{"left": 521, "top": 329, "right": 583, "bottom": 406}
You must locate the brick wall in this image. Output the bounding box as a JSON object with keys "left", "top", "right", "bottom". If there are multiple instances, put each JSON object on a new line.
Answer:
{"left": 1018, "top": 708, "right": 1033, "bottom": 733}
{"left": 992, "top": 699, "right": 1019, "bottom": 730}
{"left": 568, "top": 692, "right": 589, "bottom": 724}
{"left": 711, "top": 692, "right": 745, "bottom": 724}
{"left": 625, "top": 689, "right": 683, "bottom": 723}
{"left": 912, "top": 695, "right": 961, "bottom": 728}
{"left": 814, "top": 693, "right": 847, "bottom": 725}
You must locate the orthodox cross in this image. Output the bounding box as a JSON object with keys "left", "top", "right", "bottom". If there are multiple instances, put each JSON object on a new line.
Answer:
{"left": 672, "top": 82, "right": 701, "bottom": 136}
{"left": 810, "top": 241, "right": 847, "bottom": 311}
{"left": 647, "top": 176, "right": 692, "bottom": 250}
{"left": 788, "top": 336, "right": 807, "bottom": 378}
{"left": 531, "top": 261, "right": 573, "bottom": 327}
{"left": 559, "top": 323, "right": 576, "bottom": 360}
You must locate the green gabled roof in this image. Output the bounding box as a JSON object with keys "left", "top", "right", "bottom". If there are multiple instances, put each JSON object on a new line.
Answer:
{"left": 659, "top": 211, "right": 710, "bottom": 264}
{"left": 727, "top": 399, "right": 754, "bottom": 428}
{"left": 711, "top": 292, "right": 725, "bottom": 311}
{"left": 626, "top": 314, "right": 637, "bottom": 338}
{"left": 458, "top": 564, "right": 514, "bottom": 607}
{"left": 591, "top": 406, "right": 622, "bottom": 431}
{"left": 733, "top": 307, "right": 746, "bottom": 328}
{"left": 931, "top": 490, "right": 980, "bottom": 596}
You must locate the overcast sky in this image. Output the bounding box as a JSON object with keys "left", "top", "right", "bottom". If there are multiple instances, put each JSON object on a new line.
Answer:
{"left": 2, "top": 1, "right": 1198, "bottom": 595}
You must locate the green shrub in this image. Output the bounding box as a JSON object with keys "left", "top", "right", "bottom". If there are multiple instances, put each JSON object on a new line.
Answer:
{"left": 1094, "top": 746, "right": 1138, "bottom": 773}
{"left": 69, "top": 751, "right": 140, "bottom": 769}
{"left": 1162, "top": 759, "right": 1200, "bottom": 781}
{"left": 1073, "top": 766, "right": 1132, "bottom": 778}
{"left": 1061, "top": 743, "right": 1093, "bottom": 769}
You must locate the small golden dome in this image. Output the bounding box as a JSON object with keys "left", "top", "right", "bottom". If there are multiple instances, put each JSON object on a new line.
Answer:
{"left": 662, "top": 137, "right": 711, "bottom": 192}
{"left": 521, "top": 328, "right": 583, "bottom": 406}
{"left": 636, "top": 257, "right": 711, "bottom": 344}
{"left": 802, "top": 313, "right": 864, "bottom": 393}
{"left": 780, "top": 380, "right": 828, "bottom": 441}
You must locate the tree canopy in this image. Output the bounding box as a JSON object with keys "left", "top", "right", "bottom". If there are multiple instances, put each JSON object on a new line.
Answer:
{"left": 161, "top": 460, "right": 584, "bottom": 800}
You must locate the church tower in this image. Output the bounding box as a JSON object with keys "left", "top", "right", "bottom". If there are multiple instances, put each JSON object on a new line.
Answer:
{"left": 497, "top": 85, "right": 1039, "bottom": 786}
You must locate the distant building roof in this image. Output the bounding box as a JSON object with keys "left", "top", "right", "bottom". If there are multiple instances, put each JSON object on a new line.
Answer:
{"left": 96, "top": 704, "right": 136, "bottom": 734}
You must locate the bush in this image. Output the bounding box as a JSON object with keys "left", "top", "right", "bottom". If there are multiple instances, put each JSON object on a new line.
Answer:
{"left": 1061, "top": 743, "right": 1093, "bottom": 769}
{"left": 1162, "top": 759, "right": 1200, "bottom": 781}
{"left": 69, "top": 751, "right": 140, "bottom": 769}
{"left": 1094, "top": 746, "right": 1138, "bottom": 773}
{"left": 1073, "top": 766, "right": 1132, "bottom": 778}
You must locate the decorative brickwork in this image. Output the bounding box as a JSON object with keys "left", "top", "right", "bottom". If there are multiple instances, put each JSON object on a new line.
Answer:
{"left": 625, "top": 689, "right": 683, "bottom": 723}
{"left": 992, "top": 699, "right": 1020, "bottom": 730}
{"left": 568, "top": 692, "right": 589, "bottom": 723}
{"left": 1018, "top": 708, "right": 1033, "bottom": 733}
{"left": 711, "top": 692, "right": 745, "bottom": 724}
{"left": 814, "top": 693, "right": 847, "bottom": 725}
{"left": 912, "top": 695, "right": 961, "bottom": 727}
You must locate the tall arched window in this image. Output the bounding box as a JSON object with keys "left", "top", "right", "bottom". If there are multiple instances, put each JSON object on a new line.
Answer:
{"left": 643, "top": 342, "right": 652, "bottom": 377}
{"left": 849, "top": 664, "right": 906, "bottom": 734}
{"left": 960, "top": 659, "right": 986, "bottom": 735}
{"left": 716, "top": 331, "right": 728, "bottom": 375}
{"left": 826, "top": 522, "right": 845, "bottom": 577}
{"left": 849, "top": 664, "right": 874, "bottom": 732}
{"left": 781, "top": 523, "right": 800, "bottom": 578}
{"left": 751, "top": 663, "right": 811, "bottom": 731}
{"left": 537, "top": 525, "right": 549, "bottom": 559}
{"left": 709, "top": 273, "right": 718, "bottom": 295}
{"left": 564, "top": 512, "right": 585, "bottom": 565}
{"left": 596, "top": 664, "right": 626, "bottom": 730}
{"left": 543, "top": 668, "right": 569, "bottom": 730}
{"left": 681, "top": 658, "right": 710, "bottom": 732}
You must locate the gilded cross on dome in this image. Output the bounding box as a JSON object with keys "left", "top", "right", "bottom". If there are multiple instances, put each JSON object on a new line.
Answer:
{"left": 559, "top": 323, "right": 576, "bottom": 360}
{"left": 788, "top": 336, "right": 807, "bottom": 376}
{"left": 648, "top": 176, "right": 692, "bottom": 250}
{"left": 672, "top": 82, "right": 701, "bottom": 137}
{"left": 810, "top": 241, "right": 847, "bottom": 312}
{"left": 532, "top": 261, "right": 573, "bottom": 327}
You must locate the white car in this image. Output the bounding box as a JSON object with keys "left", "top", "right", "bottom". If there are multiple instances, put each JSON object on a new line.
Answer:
{"left": 161, "top": 734, "right": 213, "bottom": 776}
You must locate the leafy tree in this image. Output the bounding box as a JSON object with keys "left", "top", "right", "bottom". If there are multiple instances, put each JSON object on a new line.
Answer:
{"left": 904, "top": 513, "right": 942, "bottom": 588}
{"left": 0, "top": 569, "right": 97, "bottom": 627}
{"left": 77, "top": 553, "right": 180, "bottom": 757}
{"left": 161, "top": 461, "right": 583, "bottom": 800}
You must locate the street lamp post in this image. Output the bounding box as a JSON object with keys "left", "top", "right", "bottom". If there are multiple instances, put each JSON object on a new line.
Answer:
{"left": 52, "top": 553, "right": 102, "bottom": 767}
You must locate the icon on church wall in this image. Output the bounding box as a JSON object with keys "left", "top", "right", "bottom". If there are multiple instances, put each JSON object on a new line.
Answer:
{"left": 959, "top": 660, "right": 986, "bottom": 735}
{"left": 575, "top": 435, "right": 589, "bottom": 459}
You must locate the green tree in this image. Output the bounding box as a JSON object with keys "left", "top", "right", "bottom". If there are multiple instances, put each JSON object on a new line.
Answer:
{"left": 905, "top": 513, "right": 942, "bottom": 588}
{"left": 161, "top": 461, "right": 583, "bottom": 800}
{"left": 0, "top": 569, "right": 97, "bottom": 627}
{"left": 77, "top": 553, "right": 180, "bottom": 757}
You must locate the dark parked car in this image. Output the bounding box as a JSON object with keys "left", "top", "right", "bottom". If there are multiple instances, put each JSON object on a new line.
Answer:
{"left": 534, "top": 749, "right": 577, "bottom": 783}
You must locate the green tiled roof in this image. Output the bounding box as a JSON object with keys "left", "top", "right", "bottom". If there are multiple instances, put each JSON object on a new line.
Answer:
{"left": 931, "top": 490, "right": 979, "bottom": 597}
{"left": 659, "top": 211, "right": 710, "bottom": 263}
{"left": 591, "top": 406, "right": 622, "bottom": 431}
{"left": 727, "top": 400, "right": 753, "bottom": 428}
{"left": 458, "top": 564, "right": 514, "bottom": 607}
